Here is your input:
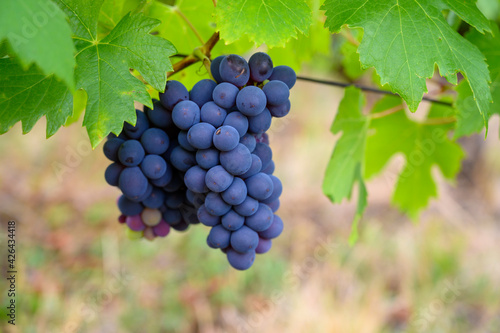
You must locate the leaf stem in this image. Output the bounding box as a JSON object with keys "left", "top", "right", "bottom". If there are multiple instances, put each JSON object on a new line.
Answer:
{"left": 212, "top": 0, "right": 217, "bottom": 6}
{"left": 296, "top": 76, "right": 452, "bottom": 106}
{"left": 173, "top": 7, "right": 205, "bottom": 45}
{"left": 341, "top": 29, "right": 360, "bottom": 46}
{"left": 369, "top": 105, "right": 404, "bottom": 119}
{"left": 421, "top": 117, "right": 456, "bottom": 125}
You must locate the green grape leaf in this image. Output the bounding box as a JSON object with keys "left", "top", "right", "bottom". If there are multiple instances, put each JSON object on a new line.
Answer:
{"left": 323, "top": 87, "right": 368, "bottom": 228}
{"left": 0, "top": 58, "right": 73, "bottom": 137}
{"left": 267, "top": 0, "right": 331, "bottom": 70}
{"left": 0, "top": 0, "right": 75, "bottom": 88}
{"left": 56, "top": 0, "right": 176, "bottom": 148}
{"left": 99, "top": 0, "right": 145, "bottom": 33}
{"left": 455, "top": 22, "right": 500, "bottom": 138}
{"left": 215, "top": 0, "right": 312, "bottom": 48}
{"left": 322, "top": 0, "right": 492, "bottom": 128}
{"left": 365, "top": 96, "right": 465, "bottom": 218}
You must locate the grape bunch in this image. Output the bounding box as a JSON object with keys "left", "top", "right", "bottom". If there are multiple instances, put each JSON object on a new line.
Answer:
{"left": 103, "top": 52, "right": 295, "bottom": 270}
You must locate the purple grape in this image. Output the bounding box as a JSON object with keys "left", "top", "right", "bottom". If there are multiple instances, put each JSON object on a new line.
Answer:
{"left": 141, "top": 154, "right": 167, "bottom": 179}
{"left": 184, "top": 166, "right": 209, "bottom": 193}
{"left": 259, "top": 215, "right": 283, "bottom": 239}
{"left": 124, "top": 110, "right": 150, "bottom": 139}
{"left": 268, "top": 65, "right": 296, "bottom": 89}
{"left": 213, "top": 125, "right": 240, "bottom": 151}
{"left": 226, "top": 249, "right": 255, "bottom": 270}
{"left": 103, "top": 138, "right": 125, "bottom": 161}
{"left": 222, "top": 177, "right": 247, "bottom": 205}
{"left": 248, "top": 108, "right": 272, "bottom": 134}
{"left": 219, "top": 54, "right": 250, "bottom": 87}
{"left": 141, "top": 128, "right": 170, "bottom": 154}
{"left": 245, "top": 172, "right": 274, "bottom": 200}
{"left": 160, "top": 80, "right": 189, "bottom": 110}
{"left": 236, "top": 86, "right": 267, "bottom": 116}
{"left": 220, "top": 143, "right": 252, "bottom": 176}
{"left": 245, "top": 203, "right": 274, "bottom": 232}
{"left": 190, "top": 79, "right": 217, "bottom": 107}
{"left": 118, "top": 140, "right": 145, "bottom": 167}
{"left": 248, "top": 52, "right": 273, "bottom": 82}
{"left": 263, "top": 80, "right": 290, "bottom": 106}
{"left": 187, "top": 123, "right": 216, "bottom": 149}
{"left": 200, "top": 101, "right": 227, "bottom": 127}
{"left": 223, "top": 111, "right": 248, "bottom": 137}
{"left": 205, "top": 165, "right": 234, "bottom": 192}
{"left": 172, "top": 100, "right": 200, "bottom": 130}
{"left": 213, "top": 82, "right": 239, "bottom": 109}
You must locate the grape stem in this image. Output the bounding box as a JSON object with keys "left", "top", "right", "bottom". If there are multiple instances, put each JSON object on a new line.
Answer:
{"left": 296, "top": 76, "right": 453, "bottom": 107}
{"left": 168, "top": 32, "right": 220, "bottom": 77}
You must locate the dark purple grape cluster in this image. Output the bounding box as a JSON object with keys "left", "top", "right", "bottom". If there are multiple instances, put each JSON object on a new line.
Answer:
{"left": 103, "top": 52, "right": 295, "bottom": 270}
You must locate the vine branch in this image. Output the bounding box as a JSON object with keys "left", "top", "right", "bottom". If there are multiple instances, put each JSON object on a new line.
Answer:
{"left": 168, "top": 32, "right": 220, "bottom": 77}
{"left": 296, "top": 76, "right": 453, "bottom": 107}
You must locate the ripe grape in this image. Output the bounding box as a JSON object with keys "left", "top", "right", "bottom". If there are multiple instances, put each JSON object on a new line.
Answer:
{"left": 221, "top": 210, "right": 245, "bottom": 231}
{"left": 103, "top": 138, "right": 125, "bottom": 161}
{"left": 268, "top": 65, "right": 296, "bottom": 89}
{"left": 177, "top": 130, "right": 196, "bottom": 151}
{"left": 160, "top": 80, "right": 189, "bottom": 110}
{"left": 118, "top": 140, "right": 145, "bottom": 167}
{"left": 142, "top": 187, "right": 166, "bottom": 209}
{"left": 141, "top": 154, "right": 167, "bottom": 179}
{"left": 223, "top": 111, "right": 248, "bottom": 137}
{"left": 205, "top": 192, "right": 231, "bottom": 216}
{"left": 196, "top": 148, "right": 220, "bottom": 170}
{"left": 119, "top": 167, "right": 149, "bottom": 199}
{"left": 197, "top": 204, "right": 220, "bottom": 227}
{"left": 187, "top": 123, "right": 216, "bottom": 149}
{"left": 184, "top": 166, "right": 209, "bottom": 193}
{"left": 219, "top": 54, "right": 250, "bottom": 87}
{"left": 240, "top": 154, "right": 262, "bottom": 179}
{"left": 200, "top": 101, "right": 228, "bottom": 127}
{"left": 213, "top": 82, "right": 239, "bottom": 109}
{"left": 255, "top": 238, "right": 272, "bottom": 254}
{"left": 205, "top": 165, "right": 234, "bottom": 192}
{"left": 170, "top": 146, "right": 196, "bottom": 172}
{"left": 248, "top": 52, "right": 273, "bottom": 82}
{"left": 239, "top": 133, "right": 257, "bottom": 152}
{"left": 245, "top": 203, "right": 274, "bottom": 232}
{"left": 220, "top": 143, "right": 252, "bottom": 176}
{"left": 258, "top": 215, "right": 283, "bottom": 239}
{"left": 213, "top": 125, "right": 240, "bottom": 151}
{"left": 207, "top": 225, "right": 231, "bottom": 248}
{"left": 236, "top": 86, "right": 267, "bottom": 116}
{"left": 105, "top": 162, "right": 124, "bottom": 186}
{"left": 245, "top": 173, "right": 274, "bottom": 200}
{"left": 141, "top": 128, "right": 170, "bottom": 154}
{"left": 118, "top": 195, "right": 144, "bottom": 216}
{"left": 248, "top": 108, "right": 272, "bottom": 134}
{"left": 234, "top": 196, "right": 259, "bottom": 217}
{"left": 262, "top": 80, "right": 290, "bottom": 106}
{"left": 231, "top": 226, "right": 259, "bottom": 253}
{"left": 221, "top": 177, "right": 247, "bottom": 205}
{"left": 172, "top": 100, "right": 201, "bottom": 130}
{"left": 226, "top": 248, "right": 256, "bottom": 270}
{"left": 190, "top": 79, "right": 217, "bottom": 108}
{"left": 268, "top": 100, "right": 291, "bottom": 118}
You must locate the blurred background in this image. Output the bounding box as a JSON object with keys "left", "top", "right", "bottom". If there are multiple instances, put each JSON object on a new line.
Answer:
{"left": 0, "top": 62, "right": 499, "bottom": 332}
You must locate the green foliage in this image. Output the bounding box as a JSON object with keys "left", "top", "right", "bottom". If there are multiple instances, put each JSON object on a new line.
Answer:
{"left": 365, "top": 97, "right": 464, "bottom": 218}
{"left": 0, "top": 58, "right": 73, "bottom": 137}
{"left": 322, "top": 0, "right": 492, "bottom": 128}
{"left": 0, "top": 0, "right": 75, "bottom": 88}
{"left": 455, "top": 21, "right": 500, "bottom": 138}
{"left": 215, "top": 0, "right": 312, "bottom": 47}
{"left": 322, "top": 87, "right": 368, "bottom": 219}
